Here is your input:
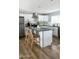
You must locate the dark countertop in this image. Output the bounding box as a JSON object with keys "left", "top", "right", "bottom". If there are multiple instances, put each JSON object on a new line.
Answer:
{"left": 25, "top": 26, "right": 53, "bottom": 32}
{"left": 31, "top": 27, "right": 52, "bottom": 32}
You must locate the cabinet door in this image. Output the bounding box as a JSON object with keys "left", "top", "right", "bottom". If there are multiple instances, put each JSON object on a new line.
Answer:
{"left": 39, "top": 31, "right": 43, "bottom": 47}
{"left": 43, "top": 30, "right": 52, "bottom": 47}
{"left": 53, "top": 27, "right": 58, "bottom": 37}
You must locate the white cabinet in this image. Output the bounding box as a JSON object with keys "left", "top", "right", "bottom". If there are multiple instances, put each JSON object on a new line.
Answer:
{"left": 53, "top": 27, "right": 58, "bottom": 37}
{"left": 39, "top": 30, "right": 53, "bottom": 48}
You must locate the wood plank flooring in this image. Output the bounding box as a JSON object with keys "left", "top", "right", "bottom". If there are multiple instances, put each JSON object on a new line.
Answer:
{"left": 19, "top": 37, "right": 60, "bottom": 59}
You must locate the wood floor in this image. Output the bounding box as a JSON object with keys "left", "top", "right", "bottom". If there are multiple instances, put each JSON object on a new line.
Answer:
{"left": 19, "top": 37, "right": 60, "bottom": 59}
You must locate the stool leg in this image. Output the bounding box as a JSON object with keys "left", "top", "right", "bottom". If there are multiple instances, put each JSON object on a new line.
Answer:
{"left": 31, "top": 39, "right": 33, "bottom": 49}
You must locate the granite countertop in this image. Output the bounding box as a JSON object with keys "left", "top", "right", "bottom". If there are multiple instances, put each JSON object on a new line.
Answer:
{"left": 30, "top": 26, "right": 53, "bottom": 32}
{"left": 25, "top": 26, "right": 53, "bottom": 32}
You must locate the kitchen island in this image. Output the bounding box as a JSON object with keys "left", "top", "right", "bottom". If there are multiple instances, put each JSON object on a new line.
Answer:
{"left": 28, "top": 26, "right": 53, "bottom": 48}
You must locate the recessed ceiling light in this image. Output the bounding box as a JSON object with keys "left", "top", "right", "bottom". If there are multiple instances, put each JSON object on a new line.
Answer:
{"left": 51, "top": 0, "right": 53, "bottom": 1}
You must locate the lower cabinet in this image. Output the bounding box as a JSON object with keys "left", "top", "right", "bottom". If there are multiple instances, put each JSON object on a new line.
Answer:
{"left": 53, "top": 27, "right": 58, "bottom": 37}
{"left": 38, "top": 30, "right": 53, "bottom": 48}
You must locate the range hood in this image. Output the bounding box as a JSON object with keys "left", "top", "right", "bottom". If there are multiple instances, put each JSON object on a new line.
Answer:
{"left": 32, "top": 12, "right": 38, "bottom": 18}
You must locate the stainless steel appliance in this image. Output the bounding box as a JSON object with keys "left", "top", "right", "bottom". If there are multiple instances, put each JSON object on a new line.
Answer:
{"left": 19, "top": 16, "right": 25, "bottom": 37}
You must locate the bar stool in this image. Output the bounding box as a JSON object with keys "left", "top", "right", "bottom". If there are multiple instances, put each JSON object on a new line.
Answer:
{"left": 25, "top": 29, "right": 40, "bottom": 49}
{"left": 25, "top": 29, "right": 32, "bottom": 48}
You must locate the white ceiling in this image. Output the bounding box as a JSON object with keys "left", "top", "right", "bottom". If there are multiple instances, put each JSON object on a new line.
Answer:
{"left": 19, "top": 0, "right": 60, "bottom": 14}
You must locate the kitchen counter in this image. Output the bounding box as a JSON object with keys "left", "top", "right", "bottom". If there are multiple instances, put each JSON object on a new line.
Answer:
{"left": 30, "top": 26, "right": 53, "bottom": 31}
{"left": 31, "top": 27, "right": 52, "bottom": 32}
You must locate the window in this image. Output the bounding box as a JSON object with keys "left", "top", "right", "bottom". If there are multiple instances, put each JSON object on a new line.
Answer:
{"left": 38, "top": 15, "right": 48, "bottom": 22}
{"left": 51, "top": 16, "right": 60, "bottom": 24}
